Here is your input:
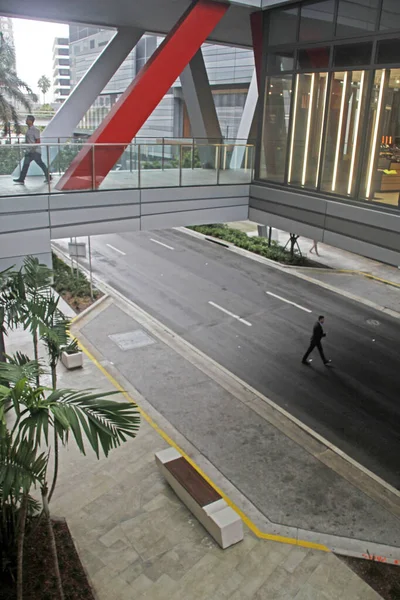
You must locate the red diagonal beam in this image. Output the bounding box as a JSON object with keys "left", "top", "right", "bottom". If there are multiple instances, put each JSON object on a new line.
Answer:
{"left": 56, "top": 0, "right": 229, "bottom": 191}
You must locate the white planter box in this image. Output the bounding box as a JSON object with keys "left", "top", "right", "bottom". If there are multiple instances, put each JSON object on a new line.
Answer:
{"left": 61, "top": 351, "right": 83, "bottom": 370}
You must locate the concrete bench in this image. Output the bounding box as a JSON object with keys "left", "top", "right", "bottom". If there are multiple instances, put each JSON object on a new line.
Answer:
{"left": 155, "top": 447, "right": 243, "bottom": 549}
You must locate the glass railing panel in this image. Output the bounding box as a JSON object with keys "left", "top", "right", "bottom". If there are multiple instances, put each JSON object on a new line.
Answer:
{"left": 48, "top": 143, "right": 93, "bottom": 192}
{"left": 181, "top": 144, "right": 218, "bottom": 186}
{"left": 139, "top": 144, "right": 180, "bottom": 188}
{"left": 218, "top": 144, "right": 254, "bottom": 184}
{"left": 99, "top": 144, "right": 139, "bottom": 190}
{"left": 0, "top": 143, "right": 26, "bottom": 196}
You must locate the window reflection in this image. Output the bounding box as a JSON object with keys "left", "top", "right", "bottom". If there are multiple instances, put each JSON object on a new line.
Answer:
{"left": 380, "top": 0, "right": 400, "bottom": 31}
{"left": 287, "top": 73, "right": 328, "bottom": 189}
{"left": 361, "top": 69, "right": 400, "bottom": 207}
{"left": 260, "top": 76, "right": 292, "bottom": 183}
{"left": 322, "top": 71, "right": 368, "bottom": 196}
{"left": 336, "top": 0, "right": 378, "bottom": 37}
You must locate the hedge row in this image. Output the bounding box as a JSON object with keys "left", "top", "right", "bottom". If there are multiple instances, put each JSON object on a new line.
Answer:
{"left": 188, "top": 224, "right": 304, "bottom": 265}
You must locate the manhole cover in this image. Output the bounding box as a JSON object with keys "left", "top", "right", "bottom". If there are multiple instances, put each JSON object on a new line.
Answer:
{"left": 108, "top": 330, "right": 155, "bottom": 351}
{"left": 366, "top": 319, "right": 380, "bottom": 326}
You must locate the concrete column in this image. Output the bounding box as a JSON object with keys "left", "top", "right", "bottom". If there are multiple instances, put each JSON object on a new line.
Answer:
{"left": 230, "top": 69, "right": 258, "bottom": 170}
{"left": 180, "top": 49, "right": 222, "bottom": 166}
{"left": 13, "top": 27, "right": 144, "bottom": 177}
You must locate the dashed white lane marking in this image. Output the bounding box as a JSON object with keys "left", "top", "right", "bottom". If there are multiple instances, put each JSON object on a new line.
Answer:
{"left": 150, "top": 238, "right": 174, "bottom": 250}
{"left": 208, "top": 301, "right": 252, "bottom": 327}
{"left": 106, "top": 243, "right": 126, "bottom": 256}
{"left": 266, "top": 291, "right": 312, "bottom": 313}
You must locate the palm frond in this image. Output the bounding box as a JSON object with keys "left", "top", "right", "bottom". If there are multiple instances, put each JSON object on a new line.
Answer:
{"left": 47, "top": 389, "right": 140, "bottom": 458}
{"left": 0, "top": 357, "right": 45, "bottom": 386}
{"left": 0, "top": 427, "right": 47, "bottom": 498}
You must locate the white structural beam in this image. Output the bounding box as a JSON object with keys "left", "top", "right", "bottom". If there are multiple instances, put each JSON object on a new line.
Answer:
{"left": 14, "top": 27, "right": 144, "bottom": 177}
{"left": 180, "top": 49, "right": 222, "bottom": 144}
{"left": 230, "top": 69, "right": 258, "bottom": 169}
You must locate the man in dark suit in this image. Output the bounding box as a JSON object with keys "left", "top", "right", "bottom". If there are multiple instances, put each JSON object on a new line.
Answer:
{"left": 302, "top": 315, "right": 331, "bottom": 366}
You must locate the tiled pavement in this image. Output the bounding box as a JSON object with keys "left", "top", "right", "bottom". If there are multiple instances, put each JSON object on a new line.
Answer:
{"left": 6, "top": 317, "right": 382, "bottom": 599}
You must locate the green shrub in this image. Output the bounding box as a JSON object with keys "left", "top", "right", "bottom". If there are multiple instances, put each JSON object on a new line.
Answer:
{"left": 52, "top": 252, "right": 99, "bottom": 300}
{"left": 188, "top": 225, "right": 305, "bottom": 265}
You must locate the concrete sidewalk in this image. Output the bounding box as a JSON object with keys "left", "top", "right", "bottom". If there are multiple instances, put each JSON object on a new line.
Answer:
{"left": 6, "top": 308, "right": 384, "bottom": 599}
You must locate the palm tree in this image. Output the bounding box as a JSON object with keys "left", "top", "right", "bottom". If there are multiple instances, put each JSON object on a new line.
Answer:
{"left": 0, "top": 423, "right": 48, "bottom": 600}
{"left": 0, "top": 267, "right": 23, "bottom": 363}
{"left": 38, "top": 75, "right": 51, "bottom": 105}
{"left": 0, "top": 41, "right": 37, "bottom": 136}
{"left": 0, "top": 363, "right": 140, "bottom": 599}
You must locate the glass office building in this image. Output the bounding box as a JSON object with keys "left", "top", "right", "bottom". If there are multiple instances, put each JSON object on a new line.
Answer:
{"left": 257, "top": 0, "right": 400, "bottom": 210}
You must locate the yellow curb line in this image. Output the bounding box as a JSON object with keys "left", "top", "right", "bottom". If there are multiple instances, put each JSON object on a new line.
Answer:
{"left": 316, "top": 269, "right": 400, "bottom": 289}
{"left": 73, "top": 328, "right": 329, "bottom": 553}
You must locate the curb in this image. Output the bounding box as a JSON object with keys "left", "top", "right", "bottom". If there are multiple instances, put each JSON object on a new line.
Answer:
{"left": 177, "top": 227, "right": 400, "bottom": 320}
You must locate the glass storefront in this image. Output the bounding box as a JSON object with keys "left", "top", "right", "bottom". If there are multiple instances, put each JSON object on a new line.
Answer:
{"left": 259, "top": 0, "right": 400, "bottom": 209}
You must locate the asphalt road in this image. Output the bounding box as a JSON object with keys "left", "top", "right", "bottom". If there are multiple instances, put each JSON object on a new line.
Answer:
{"left": 57, "top": 229, "right": 400, "bottom": 488}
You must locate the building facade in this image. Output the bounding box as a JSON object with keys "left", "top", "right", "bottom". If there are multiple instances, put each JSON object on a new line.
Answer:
{"left": 250, "top": 0, "right": 400, "bottom": 264}
{"left": 52, "top": 37, "right": 71, "bottom": 103}
{"left": 68, "top": 25, "right": 254, "bottom": 139}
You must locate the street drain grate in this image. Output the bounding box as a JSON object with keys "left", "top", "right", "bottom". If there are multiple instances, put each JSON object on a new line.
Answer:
{"left": 108, "top": 329, "right": 156, "bottom": 351}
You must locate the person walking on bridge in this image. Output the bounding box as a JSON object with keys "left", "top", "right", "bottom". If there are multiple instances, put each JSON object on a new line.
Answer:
{"left": 13, "top": 115, "right": 52, "bottom": 184}
{"left": 302, "top": 315, "right": 331, "bottom": 366}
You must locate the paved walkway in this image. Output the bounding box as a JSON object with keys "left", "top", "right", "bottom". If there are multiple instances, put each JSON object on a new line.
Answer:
{"left": 7, "top": 309, "right": 383, "bottom": 600}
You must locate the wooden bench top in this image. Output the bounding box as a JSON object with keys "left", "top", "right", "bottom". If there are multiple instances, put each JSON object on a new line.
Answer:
{"left": 165, "top": 456, "right": 221, "bottom": 508}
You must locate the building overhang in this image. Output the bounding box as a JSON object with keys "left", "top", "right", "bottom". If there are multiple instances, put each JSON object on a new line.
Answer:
{"left": 0, "top": 0, "right": 270, "bottom": 48}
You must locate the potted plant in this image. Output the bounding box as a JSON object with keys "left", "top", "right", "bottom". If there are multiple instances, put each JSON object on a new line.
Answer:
{"left": 61, "top": 338, "right": 83, "bottom": 370}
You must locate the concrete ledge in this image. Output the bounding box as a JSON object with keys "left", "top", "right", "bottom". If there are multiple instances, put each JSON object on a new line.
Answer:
{"left": 155, "top": 447, "right": 243, "bottom": 549}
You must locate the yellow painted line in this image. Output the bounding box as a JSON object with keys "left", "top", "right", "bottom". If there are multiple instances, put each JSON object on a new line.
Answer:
{"left": 327, "top": 269, "right": 400, "bottom": 289}
{"left": 73, "top": 331, "right": 329, "bottom": 553}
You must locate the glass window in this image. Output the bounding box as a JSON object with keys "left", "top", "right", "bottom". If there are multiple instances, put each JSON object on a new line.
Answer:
{"left": 90, "top": 39, "right": 95, "bottom": 49}
{"left": 298, "top": 47, "right": 330, "bottom": 69}
{"left": 380, "top": 0, "right": 400, "bottom": 31}
{"left": 268, "top": 7, "right": 299, "bottom": 46}
{"left": 361, "top": 69, "right": 400, "bottom": 207}
{"left": 267, "top": 50, "right": 295, "bottom": 73}
{"left": 299, "top": 0, "right": 335, "bottom": 42}
{"left": 260, "top": 76, "right": 293, "bottom": 183}
{"left": 321, "top": 71, "right": 369, "bottom": 196}
{"left": 287, "top": 72, "right": 329, "bottom": 189}
{"left": 336, "top": 0, "right": 378, "bottom": 37}
{"left": 334, "top": 42, "right": 372, "bottom": 67}
{"left": 377, "top": 39, "right": 400, "bottom": 64}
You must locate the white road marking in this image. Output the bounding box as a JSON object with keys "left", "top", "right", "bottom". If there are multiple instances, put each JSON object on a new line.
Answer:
{"left": 208, "top": 301, "right": 252, "bottom": 327}
{"left": 150, "top": 238, "right": 174, "bottom": 250}
{"left": 266, "top": 291, "right": 312, "bottom": 313}
{"left": 106, "top": 243, "right": 126, "bottom": 256}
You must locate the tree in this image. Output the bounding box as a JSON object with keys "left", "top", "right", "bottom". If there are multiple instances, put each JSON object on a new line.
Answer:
{"left": 37, "top": 75, "right": 51, "bottom": 105}
{"left": 0, "top": 41, "right": 37, "bottom": 136}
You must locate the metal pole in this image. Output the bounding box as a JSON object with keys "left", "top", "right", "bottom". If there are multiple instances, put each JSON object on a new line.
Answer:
{"left": 244, "top": 145, "right": 249, "bottom": 171}
{"left": 88, "top": 236, "right": 94, "bottom": 301}
{"left": 46, "top": 146, "right": 51, "bottom": 194}
{"left": 216, "top": 146, "right": 220, "bottom": 185}
{"left": 179, "top": 144, "right": 183, "bottom": 186}
{"left": 130, "top": 143, "right": 132, "bottom": 173}
{"left": 268, "top": 227, "right": 272, "bottom": 247}
{"left": 91, "top": 145, "right": 96, "bottom": 189}
{"left": 223, "top": 146, "right": 227, "bottom": 171}
{"left": 162, "top": 138, "right": 165, "bottom": 171}
{"left": 138, "top": 144, "right": 141, "bottom": 188}
{"left": 192, "top": 138, "right": 195, "bottom": 170}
